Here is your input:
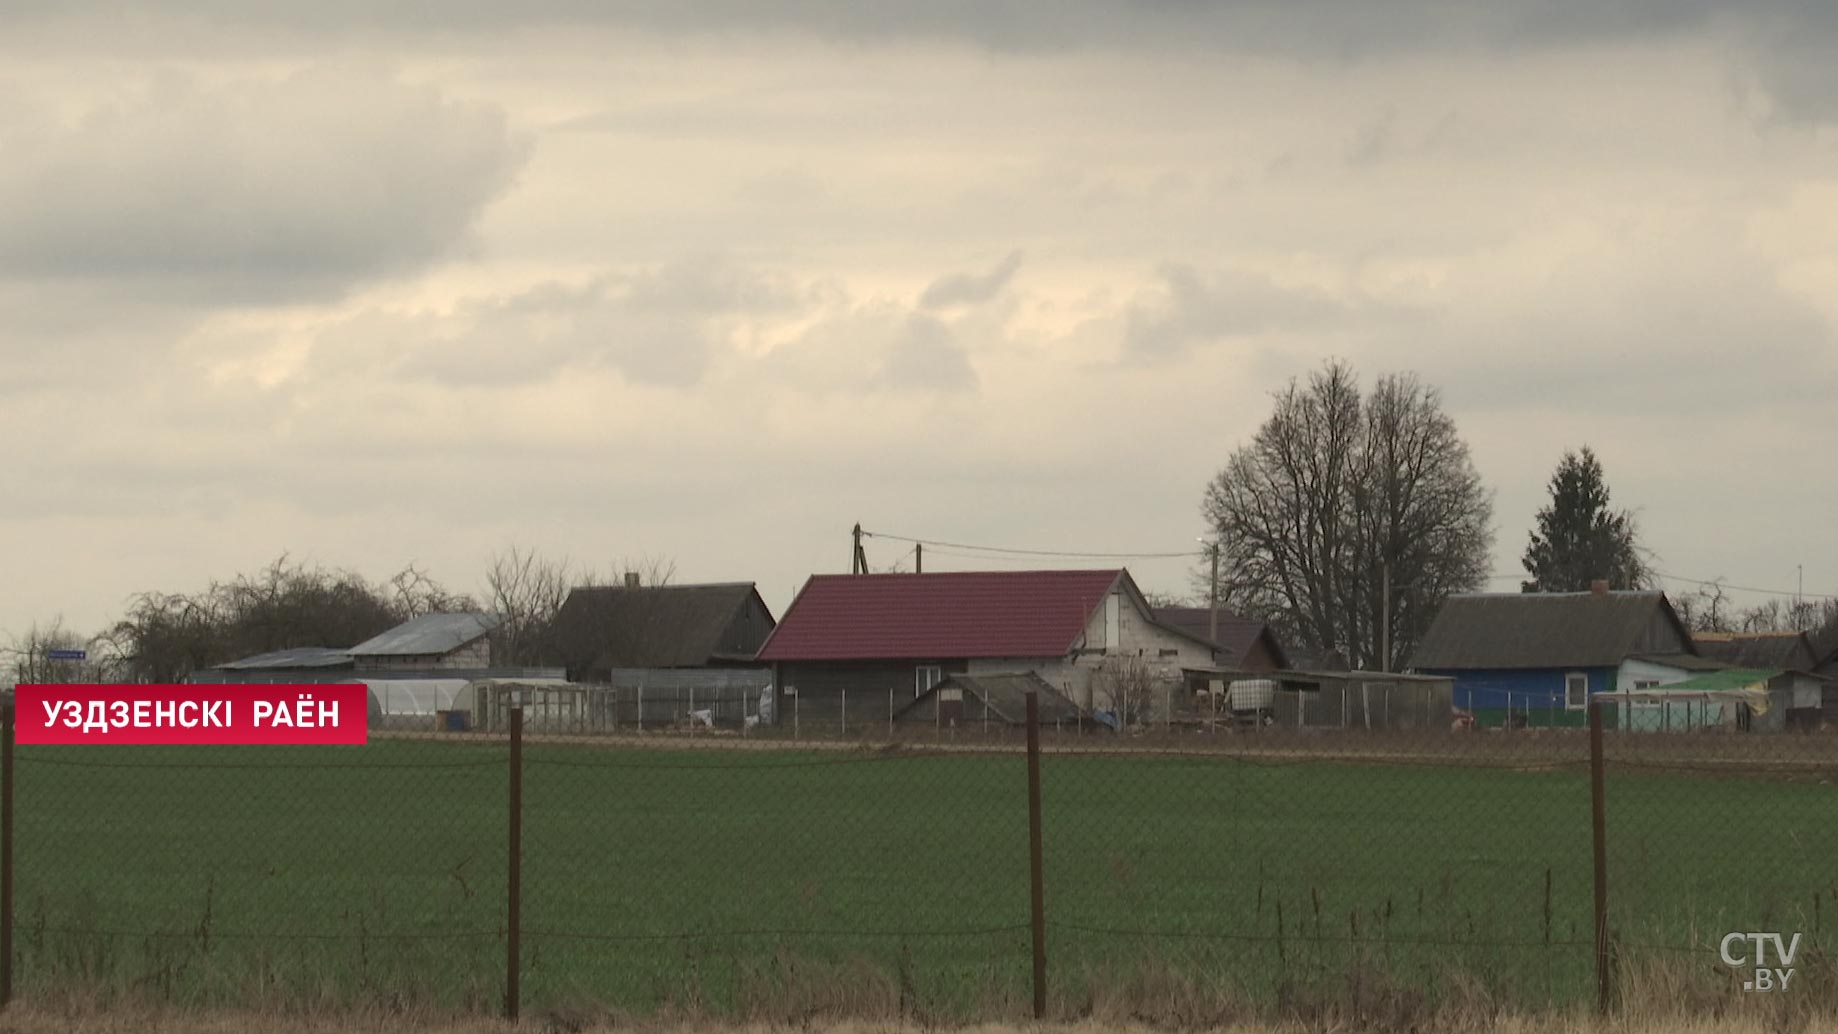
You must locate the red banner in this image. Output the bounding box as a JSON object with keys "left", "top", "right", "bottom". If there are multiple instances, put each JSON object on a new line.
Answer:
{"left": 12, "top": 685, "right": 369, "bottom": 745}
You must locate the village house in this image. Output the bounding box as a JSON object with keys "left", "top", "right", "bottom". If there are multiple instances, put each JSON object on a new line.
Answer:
{"left": 754, "top": 569, "right": 1222, "bottom": 723}
{"left": 1408, "top": 583, "right": 1697, "bottom": 727}
{"left": 548, "top": 578, "right": 776, "bottom": 682}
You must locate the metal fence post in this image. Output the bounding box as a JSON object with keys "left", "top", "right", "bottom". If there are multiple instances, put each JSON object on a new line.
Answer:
{"left": 2, "top": 703, "right": 14, "bottom": 1010}
{"left": 1589, "top": 698, "right": 1610, "bottom": 1015}
{"left": 506, "top": 705, "right": 523, "bottom": 1021}
{"left": 1025, "top": 691, "right": 1047, "bottom": 1019}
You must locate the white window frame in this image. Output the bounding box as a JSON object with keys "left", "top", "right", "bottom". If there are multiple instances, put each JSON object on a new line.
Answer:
{"left": 1627, "top": 679, "right": 1662, "bottom": 726}
{"left": 915, "top": 665, "right": 943, "bottom": 696}
{"left": 1564, "top": 671, "right": 1590, "bottom": 711}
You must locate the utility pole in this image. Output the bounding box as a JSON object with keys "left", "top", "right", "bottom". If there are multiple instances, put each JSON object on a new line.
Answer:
{"left": 1381, "top": 560, "right": 1391, "bottom": 674}
{"left": 851, "top": 523, "right": 864, "bottom": 574}
{"left": 915, "top": 542, "right": 923, "bottom": 574}
{"left": 1207, "top": 541, "right": 1221, "bottom": 645}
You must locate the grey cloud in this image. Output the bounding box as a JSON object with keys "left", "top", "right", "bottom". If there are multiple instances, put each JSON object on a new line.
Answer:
{"left": 392, "top": 278, "right": 714, "bottom": 389}
{"left": 15, "top": 2, "right": 1836, "bottom": 123}
{"left": 752, "top": 292, "right": 983, "bottom": 398}
{"left": 919, "top": 251, "right": 1023, "bottom": 310}
{"left": 0, "top": 64, "right": 527, "bottom": 302}
{"left": 1123, "top": 263, "right": 1412, "bottom": 361}
{"left": 310, "top": 256, "right": 985, "bottom": 396}
{"left": 616, "top": 256, "right": 808, "bottom": 316}
{"left": 1376, "top": 235, "right": 1838, "bottom": 416}
{"left": 7, "top": 2, "right": 1838, "bottom": 68}
{"left": 877, "top": 314, "right": 979, "bottom": 393}
{"left": 0, "top": 1, "right": 1818, "bottom": 50}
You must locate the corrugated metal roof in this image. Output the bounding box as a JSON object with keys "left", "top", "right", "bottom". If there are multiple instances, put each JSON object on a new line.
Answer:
{"left": 214, "top": 647, "right": 353, "bottom": 670}
{"left": 348, "top": 612, "right": 500, "bottom": 658}
{"left": 1152, "top": 607, "right": 1289, "bottom": 668}
{"left": 756, "top": 570, "right": 1124, "bottom": 662}
{"left": 552, "top": 583, "right": 771, "bottom": 670}
{"left": 1409, "top": 591, "right": 1688, "bottom": 670}
{"left": 1692, "top": 632, "right": 1818, "bottom": 671}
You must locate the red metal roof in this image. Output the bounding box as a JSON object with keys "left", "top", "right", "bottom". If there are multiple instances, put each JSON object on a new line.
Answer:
{"left": 756, "top": 570, "right": 1125, "bottom": 661}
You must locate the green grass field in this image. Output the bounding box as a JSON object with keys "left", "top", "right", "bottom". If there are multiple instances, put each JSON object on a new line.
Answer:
{"left": 8, "top": 736, "right": 1836, "bottom": 1018}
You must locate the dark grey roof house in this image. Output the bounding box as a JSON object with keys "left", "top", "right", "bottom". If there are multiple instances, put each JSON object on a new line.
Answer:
{"left": 1410, "top": 588, "right": 1693, "bottom": 671}
{"left": 551, "top": 581, "right": 775, "bottom": 681}
{"left": 1408, "top": 585, "right": 1694, "bottom": 727}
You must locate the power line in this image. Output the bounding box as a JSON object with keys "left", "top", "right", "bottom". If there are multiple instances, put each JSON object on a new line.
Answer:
{"left": 917, "top": 547, "right": 1136, "bottom": 566}
{"left": 863, "top": 527, "right": 1832, "bottom": 599}
{"left": 860, "top": 529, "right": 1202, "bottom": 560}
{"left": 1654, "top": 570, "right": 1835, "bottom": 601}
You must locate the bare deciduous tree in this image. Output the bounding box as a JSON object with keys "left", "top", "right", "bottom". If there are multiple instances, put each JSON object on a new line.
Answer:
{"left": 1672, "top": 580, "right": 1734, "bottom": 634}
{"left": 3, "top": 618, "right": 125, "bottom": 687}
{"left": 484, "top": 546, "right": 574, "bottom": 666}
{"left": 387, "top": 563, "right": 478, "bottom": 618}
{"left": 106, "top": 555, "right": 467, "bottom": 682}
{"left": 1091, "top": 655, "right": 1172, "bottom": 729}
{"left": 1202, "top": 360, "right": 1493, "bottom": 671}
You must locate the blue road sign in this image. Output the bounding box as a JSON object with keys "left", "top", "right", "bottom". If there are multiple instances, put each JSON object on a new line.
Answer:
{"left": 46, "top": 648, "right": 87, "bottom": 661}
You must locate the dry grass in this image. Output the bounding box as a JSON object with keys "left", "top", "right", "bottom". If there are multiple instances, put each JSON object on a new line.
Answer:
{"left": 0, "top": 1011, "right": 1835, "bottom": 1034}
{"left": 2, "top": 951, "right": 1833, "bottom": 1034}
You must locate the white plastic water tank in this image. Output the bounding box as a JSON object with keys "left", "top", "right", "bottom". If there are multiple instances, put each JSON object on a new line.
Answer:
{"left": 1227, "top": 679, "right": 1276, "bottom": 711}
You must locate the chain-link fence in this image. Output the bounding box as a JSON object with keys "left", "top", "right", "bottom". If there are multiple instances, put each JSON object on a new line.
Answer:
{"left": 0, "top": 695, "right": 1833, "bottom": 1023}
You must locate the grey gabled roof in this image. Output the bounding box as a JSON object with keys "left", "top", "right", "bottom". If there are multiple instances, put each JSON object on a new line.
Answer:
{"left": 1152, "top": 607, "right": 1289, "bottom": 668}
{"left": 1409, "top": 591, "right": 1690, "bottom": 670}
{"left": 348, "top": 612, "right": 500, "bottom": 658}
{"left": 553, "top": 582, "right": 772, "bottom": 670}
{"left": 1692, "top": 632, "right": 1818, "bottom": 672}
{"left": 214, "top": 646, "right": 354, "bottom": 671}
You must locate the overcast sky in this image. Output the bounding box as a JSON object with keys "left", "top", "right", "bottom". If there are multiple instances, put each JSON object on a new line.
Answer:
{"left": 3, "top": 2, "right": 1836, "bottom": 643}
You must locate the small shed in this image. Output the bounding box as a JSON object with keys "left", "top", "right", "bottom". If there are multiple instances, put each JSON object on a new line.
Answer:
{"left": 1605, "top": 668, "right": 1813, "bottom": 732}
{"left": 894, "top": 672, "right": 1082, "bottom": 728}
{"left": 1270, "top": 671, "right": 1456, "bottom": 730}
{"left": 348, "top": 612, "right": 501, "bottom": 671}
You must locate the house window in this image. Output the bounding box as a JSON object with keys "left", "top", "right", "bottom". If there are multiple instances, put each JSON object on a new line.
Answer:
{"left": 1158, "top": 648, "right": 1179, "bottom": 658}
{"left": 915, "top": 665, "right": 943, "bottom": 696}
{"left": 1564, "top": 672, "right": 1589, "bottom": 710}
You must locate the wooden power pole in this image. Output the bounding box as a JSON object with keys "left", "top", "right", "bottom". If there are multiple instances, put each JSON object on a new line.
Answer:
{"left": 1208, "top": 542, "right": 1220, "bottom": 644}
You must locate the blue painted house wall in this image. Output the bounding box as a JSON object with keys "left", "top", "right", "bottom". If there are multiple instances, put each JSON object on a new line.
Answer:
{"left": 1414, "top": 666, "right": 1617, "bottom": 727}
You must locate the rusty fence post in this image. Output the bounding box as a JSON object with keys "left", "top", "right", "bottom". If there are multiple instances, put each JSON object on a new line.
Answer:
{"left": 1025, "top": 691, "right": 1047, "bottom": 1020}
{"left": 2, "top": 702, "right": 13, "bottom": 1011}
{"left": 1589, "top": 698, "right": 1610, "bottom": 1015}
{"left": 506, "top": 705, "right": 524, "bottom": 1021}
